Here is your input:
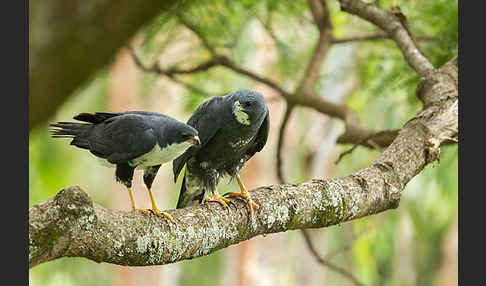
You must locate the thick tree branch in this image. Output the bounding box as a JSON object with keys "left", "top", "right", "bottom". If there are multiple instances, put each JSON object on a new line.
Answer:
{"left": 29, "top": 55, "right": 457, "bottom": 268}
{"left": 338, "top": 0, "right": 435, "bottom": 76}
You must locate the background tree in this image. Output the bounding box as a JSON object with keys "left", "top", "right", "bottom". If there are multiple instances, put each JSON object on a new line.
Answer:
{"left": 29, "top": 0, "right": 458, "bottom": 285}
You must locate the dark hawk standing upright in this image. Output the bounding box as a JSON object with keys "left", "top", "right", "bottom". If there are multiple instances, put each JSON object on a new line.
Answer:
{"left": 173, "top": 89, "right": 270, "bottom": 219}
{"left": 50, "top": 111, "right": 200, "bottom": 223}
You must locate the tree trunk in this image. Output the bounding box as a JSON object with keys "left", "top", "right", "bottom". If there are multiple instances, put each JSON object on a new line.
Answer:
{"left": 29, "top": 0, "right": 180, "bottom": 130}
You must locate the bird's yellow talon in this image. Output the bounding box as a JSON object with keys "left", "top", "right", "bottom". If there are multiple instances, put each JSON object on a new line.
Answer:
{"left": 134, "top": 208, "right": 151, "bottom": 215}
{"left": 154, "top": 210, "right": 175, "bottom": 224}
{"left": 225, "top": 174, "right": 260, "bottom": 220}
{"left": 205, "top": 193, "right": 231, "bottom": 209}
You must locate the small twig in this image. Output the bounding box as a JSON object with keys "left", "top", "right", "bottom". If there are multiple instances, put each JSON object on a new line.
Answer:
{"left": 166, "top": 76, "right": 219, "bottom": 98}
{"left": 165, "top": 59, "right": 220, "bottom": 75}
{"left": 336, "top": 128, "right": 399, "bottom": 148}
{"left": 301, "top": 229, "right": 364, "bottom": 286}
{"left": 332, "top": 34, "right": 439, "bottom": 44}
{"left": 276, "top": 103, "right": 295, "bottom": 184}
{"left": 324, "top": 228, "right": 370, "bottom": 261}
{"left": 177, "top": 13, "right": 217, "bottom": 56}
{"left": 255, "top": 14, "right": 288, "bottom": 49}
{"left": 217, "top": 56, "right": 291, "bottom": 97}
{"left": 128, "top": 44, "right": 219, "bottom": 76}
{"left": 298, "top": 0, "right": 333, "bottom": 95}
{"left": 338, "top": 0, "right": 435, "bottom": 77}
{"left": 126, "top": 45, "right": 160, "bottom": 73}
{"left": 335, "top": 130, "right": 394, "bottom": 164}
{"left": 389, "top": 6, "right": 422, "bottom": 53}
{"left": 127, "top": 45, "right": 218, "bottom": 97}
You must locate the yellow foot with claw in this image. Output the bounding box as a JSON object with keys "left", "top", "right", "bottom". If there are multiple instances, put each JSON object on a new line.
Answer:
{"left": 134, "top": 208, "right": 152, "bottom": 216}
{"left": 151, "top": 208, "right": 176, "bottom": 224}
{"left": 205, "top": 193, "right": 232, "bottom": 209}
{"left": 135, "top": 207, "right": 175, "bottom": 224}
{"left": 224, "top": 192, "right": 260, "bottom": 219}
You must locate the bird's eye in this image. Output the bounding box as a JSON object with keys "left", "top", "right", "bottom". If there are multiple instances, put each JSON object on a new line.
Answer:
{"left": 243, "top": 101, "right": 253, "bottom": 108}
{"left": 181, "top": 133, "right": 193, "bottom": 140}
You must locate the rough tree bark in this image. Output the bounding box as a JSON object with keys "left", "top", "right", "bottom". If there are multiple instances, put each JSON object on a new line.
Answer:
{"left": 29, "top": 0, "right": 180, "bottom": 130}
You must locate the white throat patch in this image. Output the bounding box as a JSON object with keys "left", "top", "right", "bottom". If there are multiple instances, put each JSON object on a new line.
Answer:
{"left": 130, "top": 141, "right": 193, "bottom": 168}
{"left": 233, "top": 101, "right": 250, "bottom": 125}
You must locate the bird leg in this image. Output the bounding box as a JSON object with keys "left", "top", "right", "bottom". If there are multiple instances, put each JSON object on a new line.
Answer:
{"left": 205, "top": 192, "right": 232, "bottom": 209}
{"left": 126, "top": 187, "right": 151, "bottom": 215}
{"left": 224, "top": 174, "right": 260, "bottom": 219}
{"left": 145, "top": 188, "right": 175, "bottom": 224}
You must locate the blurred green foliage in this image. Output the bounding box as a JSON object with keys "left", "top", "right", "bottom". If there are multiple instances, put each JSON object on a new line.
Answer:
{"left": 29, "top": 0, "right": 457, "bottom": 285}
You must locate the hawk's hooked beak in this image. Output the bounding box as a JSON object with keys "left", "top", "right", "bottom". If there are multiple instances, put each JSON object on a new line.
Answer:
{"left": 233, "top": 101, "right": 243, "bottom": 112}
{"left": 189, "top": 136, "right": 201, "bottom": 147}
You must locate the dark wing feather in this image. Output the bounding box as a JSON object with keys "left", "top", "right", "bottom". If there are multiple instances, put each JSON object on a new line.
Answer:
{"left": 245, "top": 109, "right": 270, "bottom": 158}
{"left": 89, "top": 114, "right": 157, "bottom": 164}
{"left": 173, "top": 96, "right": 223, "bottom": 182}
{"left": 73, "top": 112, "right": 121, "bottom": 124}
{"left": 186, "top": 96, "right": 224, "bottom": 146}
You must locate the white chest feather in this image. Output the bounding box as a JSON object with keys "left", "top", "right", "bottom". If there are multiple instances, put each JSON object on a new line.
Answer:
{"left": 130, "top": 141, "right": 192, "bottom": 168}
{"left": 230, "top": 136, "right": 254, "bottom": 150}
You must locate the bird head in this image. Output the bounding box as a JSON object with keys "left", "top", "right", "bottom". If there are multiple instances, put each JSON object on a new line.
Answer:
{"left": 230, "top": 89, "right": 267, "bottom": 126}
{"left": 169, "top": 122, "right": 200, "bottom": 148}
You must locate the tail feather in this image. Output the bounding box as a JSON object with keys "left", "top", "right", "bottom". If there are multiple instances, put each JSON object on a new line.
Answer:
{"left": 49, "top": 122, "right": 92, "bottom": 150}
{"left": 176, "top": 172, "right": 205, "bottom": 209}
{"left": 176, "top": 175, "right": 188, "bottom": 209}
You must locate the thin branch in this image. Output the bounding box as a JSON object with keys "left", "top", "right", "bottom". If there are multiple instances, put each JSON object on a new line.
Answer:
{"left": 301, "top": 229, "right": 364, "bottom": 286}
{"left": 166, "top": 76, "right": 219, "bottom": 98}
{"left": 291, "top": 93, "right": 358, "bottom": 124}
{"left": 127, "top": 45, "right": 219, "bottom": 76}
{"left": 337, "top": 127, "right": 399, "bottom": 148}
{"left": 324, "top": 228, "right": 369, "bottom": 261}
{"left": 276, "top": 104, "right": 295, "bottom": 184}
{"left": 277, "top": 0, "right": 334, "bottom": 186}
{"left": 335, "top": 130, "right": 398, "bottom": 164}
{"left": 332, "top": 34, "right": 439, "bottom": 44}
{"left": 217, "top": 56, "right": 291, "bottom": 97}
{"left": 338, "top": 0, "right": 435, "bottom": 76}
{"left": 127, "top": 46, "right": 218, "bottom": 97}
{"left": 126, "top": 45, "right": 161, "bottom": 73}
{"left": 177, "top": 15, "right": 215, "bottom": 55}
{"left": 298, "top": 0, "right": 334, "bottom": 95}
{"left": 166, "top": 59, "right": 220, "bottom": 75}
{"left": 255, "top": 14, "right": 288, "bottom": 50}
